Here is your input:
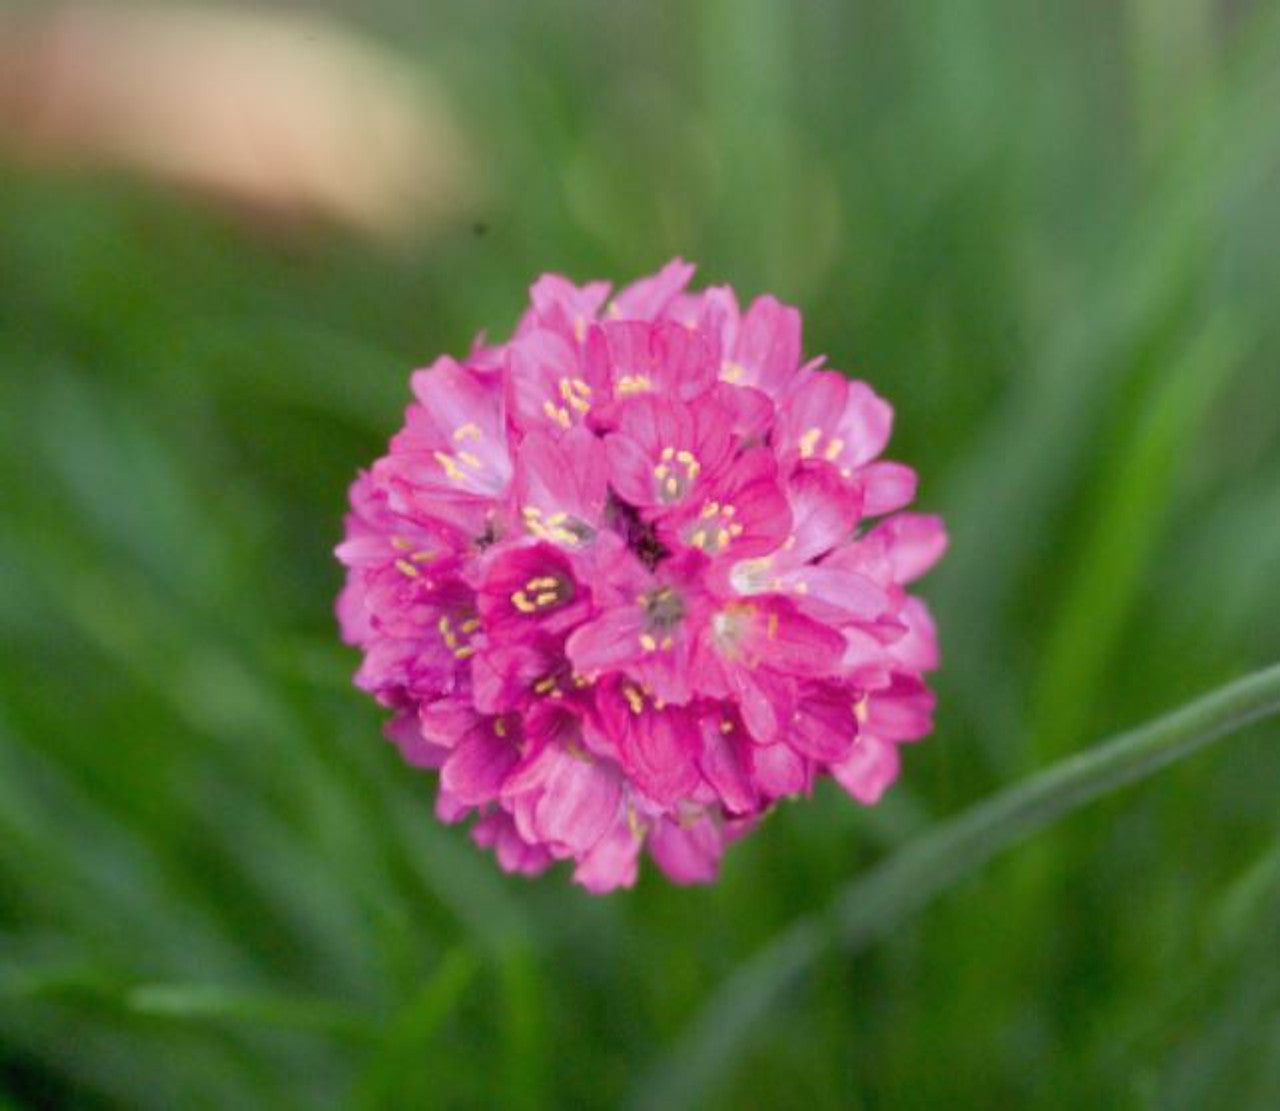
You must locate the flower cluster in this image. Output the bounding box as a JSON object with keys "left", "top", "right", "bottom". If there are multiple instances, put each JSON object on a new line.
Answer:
{"left": 336, "top": 260, "right": 946, "bottom": 892}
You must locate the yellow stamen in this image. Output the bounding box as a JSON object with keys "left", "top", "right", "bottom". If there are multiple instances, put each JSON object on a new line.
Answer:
{"left": 617, "top": 374, "right": 653, "bottom": 395}
{"left": 433, "top": 450, "right": 465, "bottom": 482}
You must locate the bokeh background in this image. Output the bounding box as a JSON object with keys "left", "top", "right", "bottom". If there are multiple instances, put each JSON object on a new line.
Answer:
{"left": 2, "top": 2, "right": 1279, "bottom": 1108}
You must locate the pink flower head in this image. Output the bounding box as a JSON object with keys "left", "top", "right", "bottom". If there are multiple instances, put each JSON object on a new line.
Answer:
{"left": 336, "top": 260, "right": 946, "bottom": 893}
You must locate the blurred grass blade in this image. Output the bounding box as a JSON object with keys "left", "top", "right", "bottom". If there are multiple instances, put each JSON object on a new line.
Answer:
{"left": 631, "top": 661, "right": 1280, "bottom": 1111}
{"left": 352, "top": 948, "right": 481, "bottom": 1110}
{"left": 1030, "top": 315, "right": 1245, "bottom": 762}
{"left": 6, "top": 973, "right": 373, "bottom": 1043}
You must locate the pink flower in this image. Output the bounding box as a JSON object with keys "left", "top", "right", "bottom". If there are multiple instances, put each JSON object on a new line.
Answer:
{"left": 337, "top": 260, "right": 946, "bottom": 892}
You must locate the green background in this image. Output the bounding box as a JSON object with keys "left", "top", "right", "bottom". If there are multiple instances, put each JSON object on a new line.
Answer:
{"left": 2, "top": 2, "right": 1279, "bottom": 1107}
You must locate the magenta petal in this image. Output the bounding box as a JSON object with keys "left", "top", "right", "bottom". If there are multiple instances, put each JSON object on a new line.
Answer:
{"left": 831, "top": 734, "right": 901, "bottom": 804}
{"left": 859, "top": 462, "right": 918, "bottom": 517}
{"left": 566, "top": 607, "right": 646, "bottom": 676}
{"left": 572, "top": 817, "right": 642, "bottom": 893}
{"left": 608, "top": 257, "right": 696, "bottom": 321}
{"left": 620, "top": 710, "right": 701, "bottom": 806}
{"left": 440, "top": 724, "right": 519, "bottom": 805}
{"left": 533, "top": 753, "right": 622, "bottom": 852}
{"left": 873, "top": 513, "right": 949, "bottom": 584}
{"left": 648, "top": 815, "right": 725, "bottom": 884}
{"left": 698, "top": 717, "right": 759, "bottom": 814}
{"left": 788, "top": 684, "right": 858, "bottom": 762}
{"left": 752, "top": 741, "right": 810, "bottom": 798}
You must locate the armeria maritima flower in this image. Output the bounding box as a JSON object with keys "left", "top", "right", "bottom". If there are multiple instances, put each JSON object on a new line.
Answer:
{"left": 337, "top": 260, "right": 946, "bottom": 892}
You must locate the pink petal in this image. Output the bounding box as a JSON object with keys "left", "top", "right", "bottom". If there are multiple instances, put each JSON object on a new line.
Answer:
{"left": 858, "top": 462, "right": 917, "bottom": 517}
{"left": 871, "top": 513, "right": 949, "bottom": 584}
{"left": 533, "top": 752, "right": 622, "bottom": 853}
{"left": 440, "top": 723, "right": 518, "bottom": 805}
{"left": 572, "top": 817, "right": 642, "bottom": 893}
{"left": 648, "top": 815, "right": 726, "bottom": 884}
{"left": 831, "top": 734, "right": 901, "bottom": 804}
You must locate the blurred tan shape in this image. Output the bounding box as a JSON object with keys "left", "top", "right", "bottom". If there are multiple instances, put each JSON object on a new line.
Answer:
{"left": 0, "top": 4, "right": 476, "bottom": 238}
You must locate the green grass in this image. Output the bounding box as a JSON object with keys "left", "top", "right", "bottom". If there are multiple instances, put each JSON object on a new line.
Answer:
{"left": 2, "top": 2, "right": 1279, "bottom": 1107}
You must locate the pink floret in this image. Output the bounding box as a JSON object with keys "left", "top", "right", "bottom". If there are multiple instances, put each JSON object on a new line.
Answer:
{"left": 336, "top": 259, "right": 947, "bottom": 892}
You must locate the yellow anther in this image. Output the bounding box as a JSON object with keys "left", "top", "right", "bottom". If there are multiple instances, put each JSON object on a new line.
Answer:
{"left": 767, "top": 612, "right": 780, "bottom": 640}
{"left": 690, "top": 528, "right": 708, "bottom": 549}
{"left": 391, "top": 536, "right": 412, "bottom": 551}
{"left": 542, "top": 400, "right": 571, "bottom": 428}
{"left": 433, "top": 450, "right": 465, "bottom": 482}
{"left": 798, "top": 427, "right": 822, "bottom": 458}
{"left": 460, "top": 618, "right": 481, "bottom": 633}
{"left": 823, "top": 437, "right": 845, "bottom": 462}
{"left": 534, "top": 591, "right": 558, "bottom": 606}
{"left": 453, "top": 422, "right": 483, "bottom": 442}
{"left": 664, "top": 476, "right": 680, "bottom": 497}
{"left": 457, "top": 450, "right": 483, "bottom": 470}
{"left": 639, "top": 633, "right": 658, "bottom": 652}
{"left": 533, "top": 676, "right": 558, "bottom": 695}
{"left": 721, "top": 361, "right": 745, "bottom": 383}
{"left": 700, "top": 501, "right": 720, "bottom": 519}
{"left": 617, "top": 374, "right": 653, "bottom": 395}
{"left": 660, "top": 446, "right": 676, "bottom": 461}
{"left": 559, "top": 378, "right": 591, "bottom": 412}
{"left": 728, "top": 523, "right": 744, "bottom": 536}
{"left": 511, "top": 591, "right": 538, "bottom": 613}
{"left": 494, "top": 718, "right": 508, "bottom": 737}
{"left": 454, "top": 645, "right": 476, "bottom": 660}
{"left": 395, "top": 558, "right": 419, "bottom": 578}
{"left": 716, "top": 528, "right": 732, "bottom": 548}
{"left": 853, "top": 695, "right": 870, "bottom": 725}
{"left": 623, "top": 686, "right": 645, "bottom": 715}
{"left": 675, "top": 449, "right": 696, "bottom": 465}
{"left": 660, "top": 636, "right": 674, "bottom": 650}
